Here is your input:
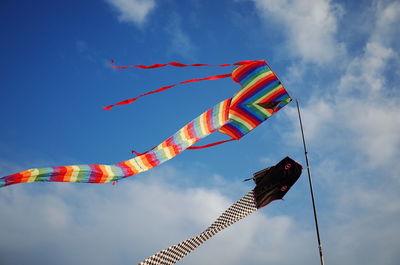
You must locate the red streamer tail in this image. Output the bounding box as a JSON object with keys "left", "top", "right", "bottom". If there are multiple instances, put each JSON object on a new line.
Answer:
{"left": 103, "top": 73, "right": 232, "bottom": 110}
{"left": 109, "top": 60, "right": 260, "bottom": 70}
{"left": 104, "top": 59, "right": 262, "bottom": 110}
{"left": 187, "top": 138, "right": 236, "bottom": 150}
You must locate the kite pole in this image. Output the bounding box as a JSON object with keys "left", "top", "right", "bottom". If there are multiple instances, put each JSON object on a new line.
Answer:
{"left": 295, "top": 99, "right": 325, "bottom": 265}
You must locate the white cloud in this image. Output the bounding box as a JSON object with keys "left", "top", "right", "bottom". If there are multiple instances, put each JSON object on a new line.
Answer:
{"left": 373, "top": 1, "right": 400, "bottom": 46}
{"left": 338, "top": 41, "right": 395, "bottom": 95}
{"left": 0, "top": 168, "right": 312, "bottom": 265}
{"left": 106, "top": 0, "right": 156, "bottom": 26}
{"left": 165, "top": 14, "right": 196, "bottom": 60}
{"left": 251, "top": 0, "right": 345, "bottom": 64}
{"left": 283, "top": 0, "right": 400, "bottom": 169}
{"left": 276, "top": 3, "right": 400, "bottom": 262}
{"left": 2, "top": 158, "right": 400, "bottom": 265}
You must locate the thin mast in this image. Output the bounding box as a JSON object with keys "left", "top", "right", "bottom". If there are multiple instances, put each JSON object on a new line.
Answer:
{"left": 295, "top": 99, "right": 325, "bottom": 265}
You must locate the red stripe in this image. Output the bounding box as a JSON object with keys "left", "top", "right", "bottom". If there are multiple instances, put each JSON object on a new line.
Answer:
{"left": 50, "top": 166, "right": 67, "bottom": 182}
{"left": 6, "top": 173, "right": 24, "bottom": 186}
{"left": 171, "top": 144, "right": 181, "bottom": 156}
{"left": 232, "top": 61, "right": 266, "bottom": 83}
{"left": 104, "top": 73, "right": 232, "bottom": 110}
{"left": 116, "top": 161, "right": 135, "bottom": 176}
{"left": 232, "top": 73, "right": 277, "bottom": 106}
{"left": 187, "top": 121, "right": 197, "bottom": 139}
{"left": 88, "top": 165, "right": 103, "bottom": 183}
{"left": 205, "top": 109, "right": 214, "bottom": 133}
{"left": 182, "top": 123, "right": 191, "bottom": 141}
{"left": 229, "top": 108, "right": 260, "bottom": 128}
{"left": 259, "top": 87, "right": 287, "bottom": 105}
{"left": 144, "top": 153, "right": 159, "bottom": 168}
{"left": 219, "top": 124, "right": 242, "bottom": 139}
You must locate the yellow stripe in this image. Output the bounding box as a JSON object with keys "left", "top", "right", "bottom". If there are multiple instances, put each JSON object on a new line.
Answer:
{"left": 198, "top": 112, "right": 207, "bottom": 136}
{"left": 217, "top": 100, "right": 230, "bottom": 126}
{"left": 230, "top": 110, "right": 254, "bottom": 130}
{"left": 134, "top": 156, "right": 152, "bottom": 171}
{"left": 27, "top": 168, "right": 39, "bottom": 183}
{"left": 125, "top": 159, "right": 143, "bottom": 173}
{"left": 69, "top": 165, "right": 81, "bottom": 182}
{"left": 101, "top": 165, "right": 115, "bottom": 183}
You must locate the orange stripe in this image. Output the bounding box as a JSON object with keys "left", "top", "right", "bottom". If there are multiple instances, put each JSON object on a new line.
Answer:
{"left": 232, "top": 61, "right": 266, "bottom": 83}
{"left": 118, "top": 161, "right": 136, "bottom": 175}
{"left": 97, "top": 165, "right": 109, "bottom": 183}
{"left": 221, "top": 99, "right": 230, "bottom": 124}
{"left": 138, "top": 155, "right": 153, "bottom": 170}
{"left": 204, "top": 109, "right": 214, "bottom": 134}
{"left": 258, "top": 86, "right": 286, "bottom": 106}
{"left": 182, "top": 123, "right": 191, "bottom": 142}
{"left": 63, "top": 166, "right": 74, "bottom": 182}
{"left": 19, "top": 170, "right": 32, "bottom": 183}
{"left": 219, "top": 124, "right": 242, "bottom": 139}
{"left": 124, "top": 160, "right": 140, "bottom": 175}
{"left": 229, "top": 108, "right": 259, "bottom": 128}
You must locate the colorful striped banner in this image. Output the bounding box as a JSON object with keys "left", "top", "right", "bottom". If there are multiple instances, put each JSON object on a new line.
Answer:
{"left": 1, "top": 60, "right": 291, "bottom": 187}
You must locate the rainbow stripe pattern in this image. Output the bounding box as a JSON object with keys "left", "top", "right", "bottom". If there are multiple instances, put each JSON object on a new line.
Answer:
{"left": 0, "top": 60, "right": 291, "bottom": 188}
{"left": 219, "top": 60, "right": 291, "bottom": 139}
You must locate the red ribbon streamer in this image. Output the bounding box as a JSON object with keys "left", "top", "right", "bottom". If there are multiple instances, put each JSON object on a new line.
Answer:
{"left": 103, "top": 73, "right": 232, "bottom": 110}
{"left": 109, "top": 60, "right": 260, "bottom": 69}
{"left": 104, "top": 60, "right": 263, "bottom": 110}
{"left": 131, "top": 138, "right": 235, "bottom": 156}
{"left": 187, "top": 138, "right": 236, "bottom": 149}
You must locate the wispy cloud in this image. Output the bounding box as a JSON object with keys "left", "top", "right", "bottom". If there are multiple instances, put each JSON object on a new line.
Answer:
{"left": 274, "top": 2, "right": 400, "bottom": 263}
{"left": 251, "top": 0, "right": 345, "bottom": 64}
{"left": 106, "top": 0, "right": 156, "bottom": 27}
{"left": 0, "top": 167, "right": 313, "bottom": 265}
{"left": 284, "top": 0, "right": 400, "bottom": 169}
{"left": 165, "top": 13, "right": 196, "bottom": 60}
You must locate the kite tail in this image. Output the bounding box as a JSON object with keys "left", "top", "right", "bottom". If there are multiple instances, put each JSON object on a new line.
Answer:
{"left": 0, "top": 99, "right": 232, "bottom": 188}
{"left": 137, "top": 191, "right": 257, "bottom": 265}
{"left": 0, "top": 164, "right": 137, "bottom": 187}
{"left": 119, "top": 98, "right": 232, "bottom": 175}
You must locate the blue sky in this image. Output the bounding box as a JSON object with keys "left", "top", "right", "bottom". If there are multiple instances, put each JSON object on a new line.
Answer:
{"left": 1, "top": 0, "right": 399, "bottom": 264}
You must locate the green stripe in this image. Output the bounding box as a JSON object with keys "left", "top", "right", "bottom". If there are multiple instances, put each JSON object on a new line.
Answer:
{"left": 242, "top": 68, "right": 272, "bottom": 89}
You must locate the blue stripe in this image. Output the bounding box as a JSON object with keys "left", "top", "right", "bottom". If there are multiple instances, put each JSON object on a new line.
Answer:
{"left": 240, "top": 65, "right": 270, "bottom": 87}
{"left": 235, "top": 62, "right": 266, "bottom": 83}
{"left": 78, "top": 165, "right": 91, "bottom": 182}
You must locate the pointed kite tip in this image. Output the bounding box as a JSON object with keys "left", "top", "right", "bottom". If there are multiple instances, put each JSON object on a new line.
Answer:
{"left": 103, "top": 105, "right": 113, "bottom": 111}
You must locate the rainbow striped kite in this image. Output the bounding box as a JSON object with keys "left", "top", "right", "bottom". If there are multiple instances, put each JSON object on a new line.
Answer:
{"left": 0, "top": 60, "right": 291, "bottom": 188}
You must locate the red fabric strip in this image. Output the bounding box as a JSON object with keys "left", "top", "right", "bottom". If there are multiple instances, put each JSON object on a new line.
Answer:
{"left": 131, "top": 144, "right": 157, "bottom": 156}
{"left": 187, "top": 138, "right": 236, "bottom": 150}
{"left": 109, "top": 60, "right": 261, "bottom": 69}
{"left": 104, "top": 73, "right": 232, "bottom": 110}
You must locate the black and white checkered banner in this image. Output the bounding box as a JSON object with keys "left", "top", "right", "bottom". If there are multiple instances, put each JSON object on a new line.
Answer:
{"left": 137, "top": 157, "right": 303, "bottom": 265}
{"left": 138, "top": 191, "right": 257, "bottom": 265}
